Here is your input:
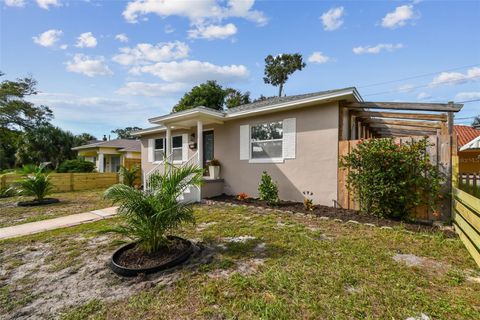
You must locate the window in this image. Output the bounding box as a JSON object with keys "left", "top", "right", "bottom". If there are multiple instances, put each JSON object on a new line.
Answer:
{"left": 251, "top": 121, "right": 283, "bottom": 159}
{"left": 154, "top": 138, "right": 164, "bottom": 162}
{"left": 172, "top": 136, "right": 182, "bottom": 162}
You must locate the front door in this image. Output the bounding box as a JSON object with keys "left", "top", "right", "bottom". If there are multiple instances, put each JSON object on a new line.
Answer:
{"left": 203, "top": 130, "right": 214, "bottom": 167}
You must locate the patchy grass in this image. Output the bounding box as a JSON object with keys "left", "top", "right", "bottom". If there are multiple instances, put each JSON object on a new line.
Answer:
{"left": 0, "top": 189, "right": 111, "bottom": 227}
{"left": 1, "top": 204, "right": 479, "bottom": 319}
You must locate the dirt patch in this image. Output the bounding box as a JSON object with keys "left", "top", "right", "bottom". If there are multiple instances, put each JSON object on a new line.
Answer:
{"left": 393, "top": 253, "right": 450, "bottom": 276}
{"left": 223, "top": 235, "right": 256, "bottom": 243}
{"left": 0, "top": 236, "right": 223, "bottom": 319}
{"left": 209, "top": 195, "right": 455, "bottom": 236}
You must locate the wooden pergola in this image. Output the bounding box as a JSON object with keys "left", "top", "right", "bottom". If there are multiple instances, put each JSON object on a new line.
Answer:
{"left": 338, "top": 101, "right": 463, "bottom": 140}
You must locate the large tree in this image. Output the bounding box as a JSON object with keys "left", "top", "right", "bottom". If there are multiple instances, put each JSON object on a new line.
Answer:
{"left": 15, "top": 125, "right": 81, "bottom": 168}
{"left": 263, "top": 53, "right": 306, "bottom": 97}
{"left": 0, "top": 72, "right": 53, "bottom": 169}
{"left": 224, "top": 88, "right": 251, "bottom": 109}
{"left": 111, "top": 127, "right": 142, "bottom": 140}
{"left": 173, "top": 81, "right": 226, "bottom": 112}
{"left": 172, "top": 80, "right": 251, "bottom": 112}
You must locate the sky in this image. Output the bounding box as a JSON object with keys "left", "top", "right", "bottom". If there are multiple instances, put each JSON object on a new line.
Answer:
{"left": 1, "top": 0, "right": 479, "bottom": 138}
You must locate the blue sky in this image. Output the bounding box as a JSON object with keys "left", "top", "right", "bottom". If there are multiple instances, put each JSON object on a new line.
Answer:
{"left": 1, "top": 0, "right": 479, "bottom": 138}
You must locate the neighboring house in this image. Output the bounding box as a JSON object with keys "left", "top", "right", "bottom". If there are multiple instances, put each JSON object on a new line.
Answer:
{"left": 132, "top": 87, "right": 462, "bottom": 206}
{"left": 455, "top": 125, "right": 480, "bottom": 174}
{"left": 72, "top": 139, "right": 141, "bottom": 173}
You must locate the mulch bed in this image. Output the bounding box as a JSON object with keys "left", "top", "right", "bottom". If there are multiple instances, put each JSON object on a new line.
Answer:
{"left": 17, "top": 198, "right": 60, "bottom": 207}
{"left": 117, "top": 238, "right": 190, "bottom": 269}
{"left": 209, "top": 195, "right": 456, "bottom": 237}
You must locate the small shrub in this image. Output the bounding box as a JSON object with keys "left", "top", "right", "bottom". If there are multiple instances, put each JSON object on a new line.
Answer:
{"left": 258, "top": 171, "right": 279, "bottom": 205}
{"left": 119, "top": 165, "right": 140, "bottom": 187}
{"left": 57, "top": 159, "right": 95, "bottom": 173}
{"left": 237, "top": 192, "right": 249, "bottom": 201}
{"left": 17, "top": 170, "right": 54, "bottom": 201}
{"left": 0, "top": 186, "right": 16, "bottom": 198}
{"left": 302, "top": 191, "right": 314, "bottom": 211}
{"left": 340, "top": 138, "right": 444, "bottom": 219}
{"left": 18, "top": 164, "right": 40, "bottom": 175}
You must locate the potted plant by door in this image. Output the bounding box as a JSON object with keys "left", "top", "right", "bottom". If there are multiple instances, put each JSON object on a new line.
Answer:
{"left": 208, "top": 159, "right": 221, "bottom": 179}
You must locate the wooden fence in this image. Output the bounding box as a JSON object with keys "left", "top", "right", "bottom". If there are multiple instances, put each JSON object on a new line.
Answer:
{"left": 452, "top": 155, "right": 480, "bottom": 267}
{"left": 338, "top": 135, "right": 452, "bottom": 220}
{"left": 1, "top": 172, "right": 119, "bottom": 193}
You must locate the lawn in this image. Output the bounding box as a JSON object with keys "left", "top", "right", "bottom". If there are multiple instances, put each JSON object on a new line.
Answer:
{"left": 0, "top": 203, "right": 479, "bottom": 319}
{"left": 0, "top": 189, "right": 111, "bottom": 228}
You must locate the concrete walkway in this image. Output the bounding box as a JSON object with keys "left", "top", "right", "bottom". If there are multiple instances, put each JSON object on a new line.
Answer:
{"left": 0, "top": 207, "right": 118, "bottom": 240}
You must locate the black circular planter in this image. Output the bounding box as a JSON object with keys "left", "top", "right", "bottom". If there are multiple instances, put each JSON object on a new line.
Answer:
{"left": 17, "top": 198, "right": 60, "bottom": 207}
{"left": 110, "top": 236, "right": 193, "bottom": 277}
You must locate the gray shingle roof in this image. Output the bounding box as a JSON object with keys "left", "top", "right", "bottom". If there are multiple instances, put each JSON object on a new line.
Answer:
{"left": 226, "top": 87, "right": 356, "bottom": 114}
{"left": 72, "top": 139, "right": 141, "bottom": 152}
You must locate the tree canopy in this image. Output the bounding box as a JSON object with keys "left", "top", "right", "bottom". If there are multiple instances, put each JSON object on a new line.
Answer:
{"left": 263, "top": 53, "right": 306, "bottom": 97}
{"left": 472, "top": 115, "right": 480, "bottom": 128}
{"left": 111, "top": 126, "right": 143, "bottom": 139}
{"left": 172, "top": 80, "right": 251, "bottom": 113}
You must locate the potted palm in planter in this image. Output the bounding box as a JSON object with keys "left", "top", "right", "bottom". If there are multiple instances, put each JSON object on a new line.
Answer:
{"left": 17, "top": 166, "right": 59, "bottom": 206}
{"left": 208, "top": 159, "right": 221, "bottom": 179}
{"left": 105, "top": 163, "right": 203, "bottom": 277}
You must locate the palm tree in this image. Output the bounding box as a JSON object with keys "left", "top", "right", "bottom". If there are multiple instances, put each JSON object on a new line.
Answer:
{"left": 18, "top": 168, "right": 54, "bottom": 201}
{"left": 119, "top": 165, "right": 140, "bottom": 187}
{"left": 104, "top": 163, "right": 203, "bottom": 254}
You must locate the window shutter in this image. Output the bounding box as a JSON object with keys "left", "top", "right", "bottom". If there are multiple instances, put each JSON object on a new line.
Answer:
{"left": 182, "top": 133, "right": 188, "bottom": 162}
{"left": 283, "top": 118, "right": 296, "bottom": 159}
{"left": 239, "top": 124, "right": 249, "bottom": 160}
{"left": 147, "top": 139, "right": 154, "bottom": 162}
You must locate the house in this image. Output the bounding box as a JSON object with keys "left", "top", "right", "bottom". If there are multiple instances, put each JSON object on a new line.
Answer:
{"left": 132, "top": 87, "right": 462, "bottom": 206}
{"left": 455, "top": 125, "right": 480, "bottom": 174}
{"left": 72, "top": 139, "right": 141, "bottom": 173}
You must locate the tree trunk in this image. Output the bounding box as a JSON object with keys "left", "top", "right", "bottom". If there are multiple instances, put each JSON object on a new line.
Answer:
{"left": 278, "top": 83, "right": 284, "bottom": 97}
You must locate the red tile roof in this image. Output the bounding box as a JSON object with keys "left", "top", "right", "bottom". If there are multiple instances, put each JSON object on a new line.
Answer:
{"left": 454, "top": 125, "right": 480, "bottom": 147}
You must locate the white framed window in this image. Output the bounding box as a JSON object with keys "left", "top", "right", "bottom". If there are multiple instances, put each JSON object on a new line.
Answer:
{"left": 172, "top": 136, "right": 183, "bottom": 162}
{"left": 250, "top": 121, "right": 283, "bottom": 160}
{"left": 154, "top": 138, "right": 165, "bottom": 162}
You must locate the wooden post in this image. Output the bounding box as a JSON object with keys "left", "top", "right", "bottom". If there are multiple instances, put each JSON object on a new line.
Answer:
{"left": 70, "top": 173, "right": 74, "bottom": 191}
{"left": 0, "top": 175, "right": 5, "bottom": 189}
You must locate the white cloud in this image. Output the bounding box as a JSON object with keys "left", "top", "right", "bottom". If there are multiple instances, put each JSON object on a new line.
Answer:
{"left": 417, "top": 92, "right": 431, "bottom": 100}
{"left": 397, "top": 84, "right": 415, "bottom": 93}
{"left": 5, "top": 0, "right": 25, "bottom": 7}
{"left": 65, "top": 54, "right": 113, "bottom": 77}
{"left": 115, "top": 33, "right": 129, "bottom": 43}
{"left": 60, "top": 44, "right": 68, "bottom": 50}
{"left": 32, "top": 29, "right": 63, "bottom": 48}
{"left": 117, "top": 82, "right": 187, "bottom": 97}
{"left": 188, "top": 23, "right": 237, "bottom": 40}
{"left": 122, "top": 0, "right": 267, "bottom": 26}
{"left": 112, "top": 41, "right": 190, "bottom": 66}
{"left": 132, "top": 59, "right": 249, "bottom": 84}
{"left": 308, "top": 51, "right": 331, "bottom": 64}
{"left": 353, "top": 43, "right": 403, "bottom": 54}
{"left": 381, "top": 4, "right": 417, "bottom": 29}
{"left": 430, "top": 67, "right": 480, "bottom": 87}
{"left": 455, "top": 92, "right": 480, "bottom": 101}
{"left": 320, "top": 7, "right": 344, "bottom": 31}
{"left": 75, "top": 32, "right": 98, "bottom": 48}
{"left": 36, "top": 0, "right": 60, "bottom": 10}
{"left": 164, "top": 24, "right": 175, "bottom": 34}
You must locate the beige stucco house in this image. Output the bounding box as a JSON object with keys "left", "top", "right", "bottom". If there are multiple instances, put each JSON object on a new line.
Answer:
{"left": 72, "top": 139, "right": 141, "bottom": 173}
{"left": 131, "top": 87, "right": 461, "bottom": 206}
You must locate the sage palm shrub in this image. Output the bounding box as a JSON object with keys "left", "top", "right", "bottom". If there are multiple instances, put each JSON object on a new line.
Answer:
{"left": 340, "top": 138, "right": 443, "bottom": 219}
{"left": 18, "top": 169, "right": 54, "bottom": 201}
{"left": 104, "top": 163, "right": 203, "bottom": 254}
{"left": 258, "top": 171, "right": 279, "bottom": 205}
{"left": 119, "top": 165, "right": 140, "bottom": 187}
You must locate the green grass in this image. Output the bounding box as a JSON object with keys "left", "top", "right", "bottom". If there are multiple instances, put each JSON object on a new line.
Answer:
{"left": 0, "top": 188, "right": 112, "bottom": 228}
{"left": 1, "top": 204, "right": 479, "bottom": 319}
